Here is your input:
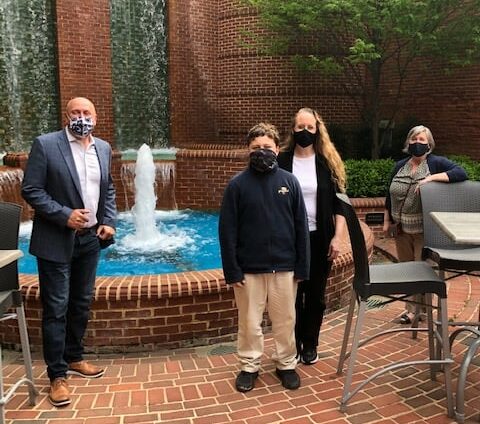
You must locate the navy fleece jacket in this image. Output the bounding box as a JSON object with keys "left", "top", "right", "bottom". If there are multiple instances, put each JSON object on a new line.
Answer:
{"left": 219, "top": 166, "right": 310, "bottom": 284}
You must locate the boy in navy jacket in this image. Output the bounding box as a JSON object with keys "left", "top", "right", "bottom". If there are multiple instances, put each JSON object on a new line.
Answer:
{"left": 219, "top": 123, "right": 310, "bottom": 392}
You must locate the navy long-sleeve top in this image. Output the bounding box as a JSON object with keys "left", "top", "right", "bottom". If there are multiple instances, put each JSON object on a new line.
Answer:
{"left": 385, "top": 154, "right": 468, "bottom": 221}
{"left": 218, "top": 166, "right": 310, "bottom": 284}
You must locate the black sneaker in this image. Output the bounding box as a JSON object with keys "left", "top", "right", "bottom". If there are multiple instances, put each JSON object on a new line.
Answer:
{"left": 235, "top": 371, "right": 258, "bottom": 392}
{"left": 301, "top": 349, "right": 319, "bottom": 365}
{"left": 275, "top": 368, "right": 300, "bottom": 390}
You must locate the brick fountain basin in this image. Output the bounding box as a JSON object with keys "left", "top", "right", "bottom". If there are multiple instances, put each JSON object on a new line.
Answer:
{"left": 0, "top": 222, "right": 373, "bottom": 353}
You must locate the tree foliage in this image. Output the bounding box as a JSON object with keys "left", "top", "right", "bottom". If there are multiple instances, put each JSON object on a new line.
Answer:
{"left": 242, "top": 0, "right": 480, "bottom": 158}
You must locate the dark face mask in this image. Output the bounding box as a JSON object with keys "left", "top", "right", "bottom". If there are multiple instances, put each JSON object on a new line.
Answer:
{"left": 249, "top": 148, "right": 278, "bottom": 173}
{"left": 408, "top": 142, "right": 430, "bottom": 157}
{"left": 293, "top": 129, "right": 317, "bottom": 148}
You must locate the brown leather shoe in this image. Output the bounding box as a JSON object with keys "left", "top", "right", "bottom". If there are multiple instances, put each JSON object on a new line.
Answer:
{"left": 49, "top": 378, "right": 71, "bottom": 407}
{"left": 67, "top": 360, "right": 105, "bottom": 378}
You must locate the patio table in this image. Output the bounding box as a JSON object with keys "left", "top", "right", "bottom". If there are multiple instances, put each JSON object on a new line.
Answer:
{"left": 0, "top": 250, "right": 22, "bottom": 268}
{"left": 429, "top": 212, "right": 480, "bottom": 244}
{"left": 429, "top": 211, "right": 480, "bottom": 422}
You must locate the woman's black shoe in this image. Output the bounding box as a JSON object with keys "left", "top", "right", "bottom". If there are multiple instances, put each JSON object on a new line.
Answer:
{"left": 275, "top": 368, "right": 300, "bottom": 390}
{"left": 235, "top": 371, "right": 258, "bottom": 392}
{"left": 301, "top": 349, "right": 319, "bottom": 365}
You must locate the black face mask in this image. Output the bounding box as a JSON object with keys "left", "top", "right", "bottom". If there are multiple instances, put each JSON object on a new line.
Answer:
{"left": 249, "top": 149, "right": 278, "bottom": 173}
{"left": 293, "top": 129, "right": 317, "bottom": 148}
{"left": 408, "top": 142, "right": 430, "bottom": 157}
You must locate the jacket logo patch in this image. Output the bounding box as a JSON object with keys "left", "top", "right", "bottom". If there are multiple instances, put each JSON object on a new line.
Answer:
{"left": 278, "top": 186, "right": 289, "bottom": 195}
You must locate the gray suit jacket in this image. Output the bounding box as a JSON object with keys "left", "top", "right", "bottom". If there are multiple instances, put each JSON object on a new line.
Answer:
{"left": 21, "top": 129, "right": 117, "bottom": 263}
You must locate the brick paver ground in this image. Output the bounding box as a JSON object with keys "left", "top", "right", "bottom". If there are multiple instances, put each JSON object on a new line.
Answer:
{"left": 4, "top": 238, "right": 480, "bottom": 423}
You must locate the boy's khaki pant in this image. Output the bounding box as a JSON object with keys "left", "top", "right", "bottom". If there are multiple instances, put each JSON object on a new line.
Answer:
{"left": 233, "top": 271, "right": 298, "bottom": 373}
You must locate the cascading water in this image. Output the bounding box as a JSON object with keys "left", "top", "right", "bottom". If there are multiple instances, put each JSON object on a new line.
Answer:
{"left": 119, "top": 158, "right": 177, "bottom": 211}
{"left": 110, "top": 0, "right": 168, "bottom": 149}
{"left": 0, "top": 167, "right": 30, "bottom": 214}
{"left": 0, "top": 0, "right": 58, "bottom": 152}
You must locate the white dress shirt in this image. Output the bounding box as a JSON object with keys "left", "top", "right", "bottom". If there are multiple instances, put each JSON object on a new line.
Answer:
{"left": 66, "top": 127, "right": 101, "bottom": 228}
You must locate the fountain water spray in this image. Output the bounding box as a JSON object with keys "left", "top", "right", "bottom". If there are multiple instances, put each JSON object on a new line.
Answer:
{"left": 121, "top": 144, "right": 189, "bottom": 251}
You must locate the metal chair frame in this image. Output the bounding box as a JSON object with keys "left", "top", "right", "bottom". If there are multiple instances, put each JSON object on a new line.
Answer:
{"left": 0, "top": 202, "right": 37, "bottom": 424}
{"left": 336, "top": 195, "right": 454, "bottom": 417}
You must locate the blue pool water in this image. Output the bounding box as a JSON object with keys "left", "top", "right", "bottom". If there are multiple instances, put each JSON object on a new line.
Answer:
{"left": 19, "top": 210, "right": 222, "bottom": 276}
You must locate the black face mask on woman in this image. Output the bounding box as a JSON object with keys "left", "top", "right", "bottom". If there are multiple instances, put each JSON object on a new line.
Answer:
{"left": 293, "top": 129, "right": 317, "bottom": 148}
{"left": 408, "top": 142, "right": 430, "bottom": 157}
{"left": 249, "top": 149, "right": 278, "bottom": 173}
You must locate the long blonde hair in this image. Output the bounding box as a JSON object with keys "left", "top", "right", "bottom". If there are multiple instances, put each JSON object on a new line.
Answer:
{"left": 284, "top": 107, "right": 346, "bottom": 192}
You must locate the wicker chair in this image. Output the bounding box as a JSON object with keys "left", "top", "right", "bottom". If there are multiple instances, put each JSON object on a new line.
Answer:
{"left": 420, "top": 180, "right": 480, "bottom": 423}
{"left": 421, "top": 181, "right": 480, "bottom": 281}
{"left": 336, "top": 194, "right": 454, "bottom": 417}
{"left": 0, "top": 202, "right": 37, "bottom": 423}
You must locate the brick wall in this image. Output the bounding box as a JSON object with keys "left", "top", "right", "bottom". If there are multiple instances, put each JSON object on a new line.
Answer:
{"left": 168, "top": 0, "right": 219, "bottom": 146}
{"left": 169, "top": 0, "right": 361, "bottom": 147}
{"left": 55, "top": 0, "right": 115, "bottom": 147}
{"left": 175, "top": 148, "right": 248, "bottom": 210}
{"left": 380, "top": 57, "right": 480, "bottom": 160}
{"left": 51, "top": 0, "right": 480, "bottom": 157}
{"left": 403, "top": 63, "right": 480, "bottom": 160}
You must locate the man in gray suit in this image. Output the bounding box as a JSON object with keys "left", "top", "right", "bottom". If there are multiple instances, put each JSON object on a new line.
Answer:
{"left": 22, "top": 97, "right": 116, "bottom": 407}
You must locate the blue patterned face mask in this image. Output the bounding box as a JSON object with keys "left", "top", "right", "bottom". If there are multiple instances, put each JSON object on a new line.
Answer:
{"left": 68, "top": 116, "right": 94, "bottom": 137}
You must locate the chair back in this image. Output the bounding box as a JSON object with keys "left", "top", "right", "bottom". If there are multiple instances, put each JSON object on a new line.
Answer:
{"left": 0, "top": 202, "right": 22, "bottom": 292}
{"left": 420, "top": 181, "right": 480, "bottom": 250}
{"left": 336, "top": 194, "right": 371, "bottom": 298}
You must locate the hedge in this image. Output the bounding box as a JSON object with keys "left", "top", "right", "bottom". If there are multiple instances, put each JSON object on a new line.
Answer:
{"left": 345, "top": 156, "right": 480, "bottom": 198}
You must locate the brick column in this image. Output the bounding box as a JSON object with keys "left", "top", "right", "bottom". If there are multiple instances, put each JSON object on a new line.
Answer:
{"left": 55, "top": 0, "right": 115, "bottom": 147}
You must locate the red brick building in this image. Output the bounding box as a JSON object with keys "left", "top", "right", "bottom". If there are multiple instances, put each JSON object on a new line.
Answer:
{"left": 54, "top": 0, "right": 480, "bottom": 159}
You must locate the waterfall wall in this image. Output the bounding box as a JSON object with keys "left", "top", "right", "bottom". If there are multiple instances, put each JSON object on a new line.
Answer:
{"left": 0, "top": 0, "right": 59, "bottom": 152}
{"left": 110, "top": 0, "right": 169, "bottom": 149}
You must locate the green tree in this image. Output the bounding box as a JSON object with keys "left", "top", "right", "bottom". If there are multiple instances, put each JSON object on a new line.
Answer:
{"left": 242, "top": 0, "right": 480, "bottom": 158}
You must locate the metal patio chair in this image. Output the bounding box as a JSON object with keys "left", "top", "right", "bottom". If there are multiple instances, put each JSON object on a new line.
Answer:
{"left": 336, "top": 194, "right": 454, "bottom": 417}
{"left": 0, "top": 202, "right": 37, "bottom": 423}
{"left": 420, "top": 180, "right": 480, "bottom": 423}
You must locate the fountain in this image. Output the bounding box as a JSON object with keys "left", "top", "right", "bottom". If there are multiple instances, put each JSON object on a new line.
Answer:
{"left": 0, "top": 0, "right": 360, "bottom": 353}
{"left": 18, "top": 145, "right": 221, "bottom": 276}
{"left": 123, "top": 144, "right": 179, "bottom": 249}
{"left": 0, "top": 151, "right": 362, "bottom": 353}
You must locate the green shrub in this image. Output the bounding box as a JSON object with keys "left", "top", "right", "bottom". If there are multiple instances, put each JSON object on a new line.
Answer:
{"left": 345, "top": 159, "right": 394, "bottom": 197}
{"left": 446, "top": 155, "right": 480, "bottom": 181}
{"left": 344, "top": 155, "right": 480, "bottom": 198}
